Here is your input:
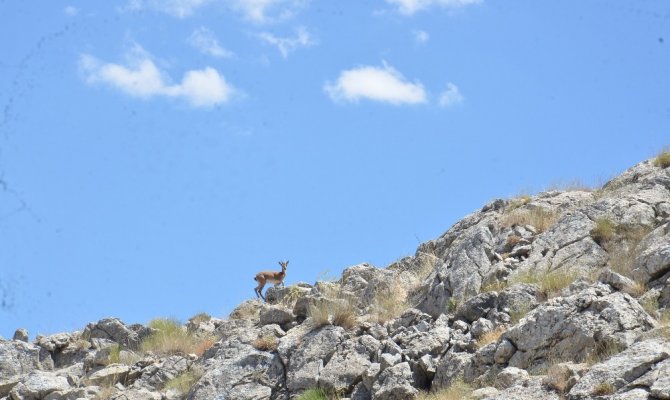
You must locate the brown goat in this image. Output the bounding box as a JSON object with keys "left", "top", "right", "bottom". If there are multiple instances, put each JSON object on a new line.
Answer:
{"left": 254, "top": 260, "right": 288, "bottom": 301}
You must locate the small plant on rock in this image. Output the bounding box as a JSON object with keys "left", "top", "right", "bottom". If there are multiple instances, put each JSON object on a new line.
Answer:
{"left": 251, "top": 335, "right": 279, "bottom": 352}
{"left": 592, "top": 381, "right": 616, "bottom": 396}
{"left": 654, "top": 151, "right": 670, "bottom": 168}
{"left": 164, "top": 368, "right": 204, "bottom": 398}
{"left": 476, "top": 326, "right": 506, "bottom": 349}
{"left": 590, "top": 217, "right": 616, "bottom": 246}
{"left": 416, "top": 379, "right": 474, "bottom": 400}
{"left": 511, "top": 269, "right": 579, "bottom": 298}
{"left": 308, "top": 298, "right": 357, "bottom": 330}
{"left": 501, "top": 207, "right": 559, "bottom": 233}
{"left": 141, "top": 318, "right": 215, "bottom": 356}
{"left": 296, "top": 388, "right": 341, "bottom": 400}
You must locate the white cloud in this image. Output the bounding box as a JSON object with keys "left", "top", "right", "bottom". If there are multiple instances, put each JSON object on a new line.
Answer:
{"left": 387, "top": 0, "right": 481, "bottom": 15}
{"left": 188, "top": 27, "right": 234, "bottom": 58}
{"left": 230, "top": 0, "right": 307, "bottom": 23}
{"left": 257, "top": 27, "right": 314, "bottom": 58}
{"left": 64, "top": 6, "right": 79, "bottom": 16}
{"left": 439, "top": 82, "right": 464, "bottom": 107}
{"left": 122, "top": 0, "right": 210, "bottom": 18}
{"left": 324, "top": 62, "right": 426, "bottom": 105}
{"left": 413, "top": 30, "right": 429, "bottom": 43}
{"left": 79, "top": 46, "right": 234, "bottom": 107}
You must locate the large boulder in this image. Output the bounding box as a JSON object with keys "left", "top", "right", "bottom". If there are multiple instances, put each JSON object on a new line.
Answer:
{"left": 0, "top": 340, "right": 53, "bottom": 389}
{"left": 501, "top": 284, "right": 656, "bottom": 372}
{"left": 81, "top": 318, "right": 151, "bottom": 350}
{"left": 8, "top": 370, "right": 70, "bottom": 400}
{"left": 568, "top": 339, "right": 670, "bottom": 399}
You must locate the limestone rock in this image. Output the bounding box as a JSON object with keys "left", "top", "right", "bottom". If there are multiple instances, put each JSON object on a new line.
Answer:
{"left": 81, "top": 318, "right": 148, "bottom": 350}
{"left": 503, "top": 283, "right": 656, "bottom": 371}
{"left": 568, "top": 339, "right": 670, "bottom": 399}
{"left": 12, "top": 330, "right": 28, "bottom": 343}
{"left": 0, "top": 340, "right": 53, "bottom": 379}
{"left": 259, "top": 305, "right": 295, "bottom": 326}
{"left": 9, "top": 371, "right": 70, "bottom": 400}
{"left": 371, "top": 362, "right": 417, "bottom": 400}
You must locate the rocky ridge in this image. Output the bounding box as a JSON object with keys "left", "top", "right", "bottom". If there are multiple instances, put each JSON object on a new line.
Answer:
{"left": 2, "top": 156, "right": 670, "bottom": 400}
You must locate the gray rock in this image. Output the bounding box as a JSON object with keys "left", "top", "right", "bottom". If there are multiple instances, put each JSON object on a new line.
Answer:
{"left": 471, "top": 318, "right": 494, "bottom": 339}
{"left": 483, "top": 376, "right": 560, "bottom": 400}
{"left": 12, "top": 330, "right": 28, "bottom": 343}
{"left": 599, "top": 268, "right": 643, "bottom": 296}
{"left": 281, "top": 325, "right": 344, "bottom": 392}
{"left": 432, "top": 352, "right": 473, "bottom": 391}
{"left": 9, "top": 371, "right": 70, "bottom": 400}
{"left": 259, "top": 305, "right": 295, "bottom": 326}
{"left": 131, "top": 355, "right": 190, "bottom": 389}
{"left": 494, "top": 339, "right": 516, "bottom": 365}
{"left": 649, "top": 358, "right": 670, "bottom": 399}
{"left": 379, "top": 353, "right": 401, "bottom": 371}
{"left": 0, "top": 340, "right": 53, "bottom": 379}
{"left": 320, "top": 337, "right": 373, "bottom": 393}
{"left": 541, "top": 362, "right": 587, "bottom": 394}
{"left": 472, "top": 386, "right": 499, "bottom": 399}
{"left": 371, "top": 362, "right": 417, "bottom": 400}
{"left": 494, "top": 366, "right": 528, "bottom": 389}
{"left": 81, "top": 318, "right": 144, "bottom": 350}
{"left": 85, "top": 364, "right": 130, "bottom": 386}
{"left": 568, "top": 339, "right": 670, "bottom": 399}
{"left": 503, "top": 283, "right": 656, "bottom": 371}
{"left": 632, "top": 223, "right": 670, "bottom": 284}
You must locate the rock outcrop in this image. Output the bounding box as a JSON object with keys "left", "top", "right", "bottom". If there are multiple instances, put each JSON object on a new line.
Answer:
{"left": 2, "top": 156, "right": 670, "bottom": 399}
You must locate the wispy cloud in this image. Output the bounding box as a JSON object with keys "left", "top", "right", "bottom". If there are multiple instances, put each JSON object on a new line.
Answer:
{"left": 324, "top": 62, "right": 426, "bottom": 105}
{"left": 257, "top": 27, "right": 314, "bottom": 58}
{"left": 439, "top": 82, "right": 464, "bottom": 107}
{"left": 387, "top": 0, "right": 482, "bottom": 15}
{"left": 188, "top": 27, "right": 234, "bottom": 58}
{"left": 122, "top": 0, "right": 211, "bottom": 18}
{"left": 230, "top": 0, "right": 307, "bottom": 23}
{"left": 64, "top": 6, "right": 79, "bottom": 16}
{"left": 79, "top": 45, "right": 234, "bottom": 107}
{"left": 413, "top": 29, "right": 429, "bottom": 44}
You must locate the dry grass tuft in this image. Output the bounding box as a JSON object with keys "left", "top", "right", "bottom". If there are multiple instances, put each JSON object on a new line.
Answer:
{"left": 511, "top": 269, "right": 579, "bottom": 298}
{"left": 251, "top": 335, "right": 279, "bottom": 352}
{"left": 476, "top": 326, "right": 507, "bottom": 349}
{"left": 309, "top": 297, "right": 357, "bottom": 330}
{"left": 141, "top": 318, "right": 215, "bottom": 356}
{"left": 164, "top": 368, "right": 204, "bottom": 397}
{"left": 592, "top": 381, "right": 616, "bottom": 396}
{"left": 416, "top": 379, "right": 474, "bottom": 400}
{"left": 590, "top": 218, "right": 617, "bottom": 246}
{"left": 189, "top": 312, "right": 211, "bottom": 324}
{"left": 295, "top": 388, "right": 342, "bottom": 400}
{"left": 501, "top": 208, "right": 559, "bottom": 233}
{"left": 371, "top": 279, "right": 409, "bottom": 324}
{"left": 654, "top": 151, "right": 670, "bottom": 168}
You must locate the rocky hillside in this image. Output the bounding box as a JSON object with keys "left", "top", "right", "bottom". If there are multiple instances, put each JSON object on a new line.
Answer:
{"left": 2, "top": 155, "right": 670, "bottom": 400}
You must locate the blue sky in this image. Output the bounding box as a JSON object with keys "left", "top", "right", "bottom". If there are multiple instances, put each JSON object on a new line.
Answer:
{"left": 0, "top": 0, "right": 668, "bottom": 338}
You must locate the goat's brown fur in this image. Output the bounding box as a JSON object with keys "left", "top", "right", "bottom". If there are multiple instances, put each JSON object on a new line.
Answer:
{"left": 254, "top": 260, "right": 288, "bottom": 301}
